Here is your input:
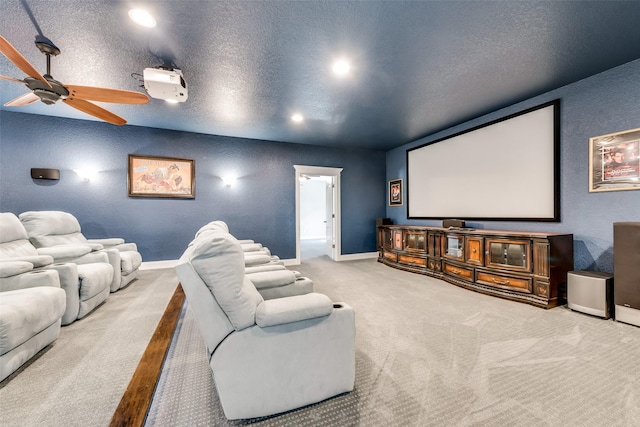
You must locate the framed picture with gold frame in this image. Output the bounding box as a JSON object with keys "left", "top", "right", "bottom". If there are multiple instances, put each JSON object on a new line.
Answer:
{"left": 388, "top": 178, "right": 403, "bottom": 206}
{"left": 128, "top": 154, "right": 195, "bottom": 198}
{"left": 589, "top": 128, "right": 640, "bottom": 192}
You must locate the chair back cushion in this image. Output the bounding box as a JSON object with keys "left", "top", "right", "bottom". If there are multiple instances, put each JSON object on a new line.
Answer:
{"left": 194, "top": 220, "right": 229, "bottom": 239}
{"left": 0, "top": 213, "right": 39, "bottom": 257}
{"left": 188, "top": 230, "right": 263, "bottom": 330}
{"left": 19, "top": 211, "right": 88, "bottom": 248}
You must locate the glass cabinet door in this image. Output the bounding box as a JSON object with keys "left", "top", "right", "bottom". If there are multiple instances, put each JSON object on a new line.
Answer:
{"left": 486, "top": 238, "right": 530, "bottom": 271}
{"left": 404, "top": 231, "right": 426, "bottom": 253}
{"left": 444, "top": 235, "right": 464, "bottom": 260}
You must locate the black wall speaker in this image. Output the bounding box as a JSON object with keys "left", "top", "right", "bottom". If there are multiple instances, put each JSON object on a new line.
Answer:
{"left": 376, "top": 218, "right": 393, "bottom": 226}
{"left": 443, "top": 219, "right": 466, "bottom": 228}
{"left": 31, "top": 168, "right": 60, "bottom": 180}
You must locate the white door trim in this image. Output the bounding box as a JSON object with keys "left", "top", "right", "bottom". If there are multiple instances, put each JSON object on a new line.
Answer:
{"left": 294, "top": 165, "right": 343, "bottom": 265}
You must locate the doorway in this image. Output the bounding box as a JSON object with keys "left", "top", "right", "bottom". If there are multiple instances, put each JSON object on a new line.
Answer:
{"left": 294, "top": 165, "right": 343, "bottom": 264}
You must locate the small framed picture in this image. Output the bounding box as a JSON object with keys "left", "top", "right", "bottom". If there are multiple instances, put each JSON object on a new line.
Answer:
{"left": 128, "top": 154, "right": 195, "bottom": 198}
{"left": 388, "top": 178, "right": 403, "bottom": 206}
{"left": 589, "top": 128, "right": 640, "bottom": 192}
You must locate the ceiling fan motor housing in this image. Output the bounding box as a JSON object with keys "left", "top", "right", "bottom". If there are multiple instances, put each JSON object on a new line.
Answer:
{"left": 25, "top": 76, "right": 69, "bottom": 104}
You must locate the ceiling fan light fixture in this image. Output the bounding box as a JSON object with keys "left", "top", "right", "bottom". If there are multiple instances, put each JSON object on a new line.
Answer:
{"left": 128, "top": 9, "right": 156, "bottom": 28}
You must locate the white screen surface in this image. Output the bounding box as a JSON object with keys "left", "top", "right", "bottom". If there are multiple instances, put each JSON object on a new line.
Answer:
{"left": 407, "top": 101, "right": 558, "bottom": 220}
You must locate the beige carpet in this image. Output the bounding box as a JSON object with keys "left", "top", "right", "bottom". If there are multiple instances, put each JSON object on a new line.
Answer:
{"left": 146, "top": 256, "right": 640, "bottom": 426}
{"left": 0, "top": 268, "right": 179, "bottom": 427}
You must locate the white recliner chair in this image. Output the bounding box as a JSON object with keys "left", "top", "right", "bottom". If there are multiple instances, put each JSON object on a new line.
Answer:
{"left": 195, "top": 221, "right": 283, "bottom": 265}
{"left": 194, "top": 222, "right": 312, "bottom": 299}
{"left": 19, "top": 211, "right": 141, "bottom": 292}
{"left": 175, "top": 230, "right": 355, "bottom": 420}
{"left": 0, "top": 213, "right": 112, "bottom": 325}
{"left": 0, "top": 260, "right": 66, "bottom": 382}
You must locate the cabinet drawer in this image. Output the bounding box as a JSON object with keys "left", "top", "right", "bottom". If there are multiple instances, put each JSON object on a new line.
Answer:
{"left": 443, "top": 262, "right": 473, "bottom": 280}
{"left": 399, "top": 254, "right": 426, "bottom": 267}
{"left": 476, "top": 270, "right": 532, "bottom": 293}
{"left": 383, "top": 251, "right": 397, "bottom": 262}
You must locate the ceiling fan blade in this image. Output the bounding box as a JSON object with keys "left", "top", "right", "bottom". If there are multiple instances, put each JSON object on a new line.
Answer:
{"left": 65, "top": 85, "right": 149, "bottom": 104}
{"left": 0, "top": 74, "right": 25, "bottom": 84}
{"left": 4, "top": 91, "right": 40, "bottom": 107}
{"left": 62, "top": 98, "right": 127, "bottom": 126}
{"left": 0, "top": 36, "right": 51, "bottom": 88}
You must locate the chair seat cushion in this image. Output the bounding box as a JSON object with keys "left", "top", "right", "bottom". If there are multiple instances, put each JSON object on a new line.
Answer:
{"left": 120, "top": 251, "right": 142, "bottom": 275}
{"left": 0, "top": 287, "right": 66, "bottom": 356}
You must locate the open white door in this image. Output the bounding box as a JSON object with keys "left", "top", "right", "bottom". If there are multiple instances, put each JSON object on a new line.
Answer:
{"left": 294, "top": 165, "right": 343, "bottom": 265}
{"left": 325, "top": 177, "right": 335, "bottom": 257}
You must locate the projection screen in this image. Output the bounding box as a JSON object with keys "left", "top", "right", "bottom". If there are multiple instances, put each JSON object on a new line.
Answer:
{"left": 407, "top": 100, "right": 559, "bottom": 221}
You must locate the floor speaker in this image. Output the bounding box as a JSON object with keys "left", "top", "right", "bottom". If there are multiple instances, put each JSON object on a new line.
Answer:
{"left": 614, "top": 222, "right": 640, "bottom": 327}
{"left": 567, "top": 270, "right": 613, "bottom": 319}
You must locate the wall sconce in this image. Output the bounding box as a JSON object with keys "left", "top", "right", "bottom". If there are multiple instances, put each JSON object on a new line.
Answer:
{"left": 221, "top": 176, "right": 236, "bottom": 187}
{"left": 31, "top": 168, "right": 60, "bottom": 180}
{"left": 75, "top": 169, "right": 97, "bottom": 181}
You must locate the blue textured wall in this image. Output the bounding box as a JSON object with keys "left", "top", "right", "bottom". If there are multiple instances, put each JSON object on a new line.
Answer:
{"left": 386, "top": 59, "right": 640, "bottom": 273}
{"left": 0, "top": 112, "right": 386, "bottom": 261}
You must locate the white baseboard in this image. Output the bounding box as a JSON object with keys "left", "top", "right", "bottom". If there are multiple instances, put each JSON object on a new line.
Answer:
{"left": 282, "top": 258, "right": 299, "bottom": 266}
{"left": 336, "top": 252, "right": 378, "bottom": 261}
{"left": 140, "top": 259, "right": 179, "bottom": 270}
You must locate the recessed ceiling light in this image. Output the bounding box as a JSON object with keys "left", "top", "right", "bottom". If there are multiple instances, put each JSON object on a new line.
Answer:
{"left": 332, "top": 60, "right": 350, "bottom": 76}
{"left": 291, "top": 113, "right": 304, "bottom": 122}
{"left": 128, "top": 9, "right": 156, "bottom": 28}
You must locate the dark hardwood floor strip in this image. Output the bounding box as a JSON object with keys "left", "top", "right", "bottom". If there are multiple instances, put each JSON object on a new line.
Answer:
{"left": 110, "top": 283, "right": 185, "bottom": 427}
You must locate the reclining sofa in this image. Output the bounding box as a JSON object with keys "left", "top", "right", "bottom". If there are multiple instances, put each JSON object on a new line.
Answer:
{"left": 175, "top": 229, "right": 355, "bottom": 420}
{"left": 0, "top": 213, "right": 112, "bottom": 325}
{"left": 0, "top": 260, "right": 66, "bottom": 382}
{"left": 19, "top": 211, "right": 142, "bottom": 292}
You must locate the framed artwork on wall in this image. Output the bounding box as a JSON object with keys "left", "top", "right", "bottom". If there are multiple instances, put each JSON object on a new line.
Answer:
{"left": 388, "top": 178, "right": 403, "bottom": 206}
{"left": 589, "top": 128, "right": 640, "bottom": 192}
{"left": 128, "top": 154, "right": 195, "bottom": 198}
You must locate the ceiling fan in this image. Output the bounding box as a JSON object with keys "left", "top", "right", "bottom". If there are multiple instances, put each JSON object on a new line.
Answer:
{"left": 0, "top": 35, "right": 148, "bottom": 125}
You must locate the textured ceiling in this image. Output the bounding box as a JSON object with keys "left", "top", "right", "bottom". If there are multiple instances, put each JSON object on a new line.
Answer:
{"left": 1, "top": 1, "right": 639, "bottom": 151}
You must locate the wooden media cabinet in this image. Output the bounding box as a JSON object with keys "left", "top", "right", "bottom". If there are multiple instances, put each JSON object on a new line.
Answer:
{"left": 377, "top": 225, "right": 574, "bottom": 309}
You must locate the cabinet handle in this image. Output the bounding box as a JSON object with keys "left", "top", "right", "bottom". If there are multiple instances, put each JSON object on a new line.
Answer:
{"left": 472, "top": 248, "right": 477, "bottom": 253}
{"left": 491, "top": 278, "right": 510, "bottom": 285}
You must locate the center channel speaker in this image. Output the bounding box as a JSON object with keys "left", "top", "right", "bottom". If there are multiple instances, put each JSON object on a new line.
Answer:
{"left": 443, "top": 219, "right": 465, "bottom": 228}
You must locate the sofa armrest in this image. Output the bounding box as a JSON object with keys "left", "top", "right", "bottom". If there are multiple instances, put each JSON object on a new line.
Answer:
{"left": 255, "top": 293, "right": 333, "bottom": 327}
{"left": 0, "top": 255, "right": 54, "bottom": 268}
{"left": 88, "top": 239, "right": 137, "bottom": 252}
{"left": 0, "top": 268, "right": 60, "bottom": 292}
{"left": 0, "top": 260, "right": 34, "bottom": 278}
{"left": 87, "top": 238, "right": 125, "bottom": 246}
{"left": 247, "top": 270, "right": 297, "bottom": 290}
{"left": 37, "top": 245, "right": 92, "bottom": 259}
